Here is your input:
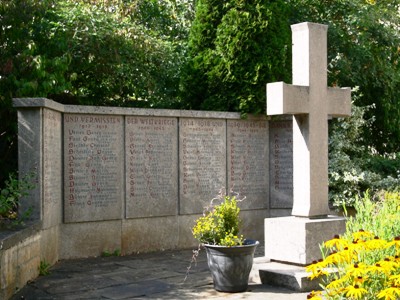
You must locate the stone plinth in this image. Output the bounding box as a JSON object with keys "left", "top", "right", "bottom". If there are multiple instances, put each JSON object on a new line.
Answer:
{"left": 264, "top": 216, "right": 346, "bottom": 265}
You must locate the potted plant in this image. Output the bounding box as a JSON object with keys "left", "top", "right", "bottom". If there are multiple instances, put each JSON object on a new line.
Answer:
{"left": 192, "top": 190, "right": 259, "bottom": 292}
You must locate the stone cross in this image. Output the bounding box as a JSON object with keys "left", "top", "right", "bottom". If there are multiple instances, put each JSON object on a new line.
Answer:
{"left": 267, "top": 22, "right": 351, "bottom": 217}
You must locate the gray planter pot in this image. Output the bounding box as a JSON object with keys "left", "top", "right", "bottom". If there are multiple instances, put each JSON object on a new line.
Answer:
{"left": 204, "top": 239, "right": 259, "bottom": 292}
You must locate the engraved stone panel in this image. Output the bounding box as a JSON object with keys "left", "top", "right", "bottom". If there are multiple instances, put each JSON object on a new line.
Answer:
{"left": 125, "top": 116, "right": 178, "bottom": 218}
{"left": 179, "top": 119, "right": 226, "bottom": 214}
{"left": 64, "top": 114, "right": 123, "bottom": 222}
{"left": 269, "top": 119, "right": 293, "bottom": 208}
{"left": 227, "top": 119, "right": 268, "bottom": 209}
{"left": 17, "top": 109, "right": 42, "bottom": 220}
{"left": 43, "top": 109, "right": 62, "bottom": 228}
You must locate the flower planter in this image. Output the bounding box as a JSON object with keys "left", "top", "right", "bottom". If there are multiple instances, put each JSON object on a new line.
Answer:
{"left": 204, "top": 239, "right": 259, "bottom": 292}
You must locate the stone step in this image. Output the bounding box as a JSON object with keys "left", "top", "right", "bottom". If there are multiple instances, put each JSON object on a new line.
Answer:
{"left": 252, "top": 258, "right": 321, "bottom": 292}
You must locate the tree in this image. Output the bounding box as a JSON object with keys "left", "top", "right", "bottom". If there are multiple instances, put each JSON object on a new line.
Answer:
{"left": 290, "top": 0, "right": 400, "bottom": 153}
{"left": 0, "top": 0, "right": 51, "bottom": 184}
{"left": 181, "top": 0, "right": 292, "bottom": 114}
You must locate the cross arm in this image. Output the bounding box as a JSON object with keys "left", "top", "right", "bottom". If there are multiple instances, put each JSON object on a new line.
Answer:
{"left": 266, "top": 82, "right": 309, "bottom": 115}
{"left": 327, "top": 87, "right": 351, "bottom": 117}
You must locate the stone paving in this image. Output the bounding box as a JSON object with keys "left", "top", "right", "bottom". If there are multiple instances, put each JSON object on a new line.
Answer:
{"left": 11, "top": 245, "right": 308, "bottom": 300}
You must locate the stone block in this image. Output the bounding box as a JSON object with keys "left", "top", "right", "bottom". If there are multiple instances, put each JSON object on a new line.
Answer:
{"left": 122, "top": 217, "right": 181, "bottom": 254}
{"left": 179, "top": 118, "right": 226, "bottom": 214}
{"left": 125, "top": 116, "right": 178, "bottom": 218}
{"left": 42, "top": 108, "right": 63, "bottom": 228}
{"left": 16, "top": 234, "right": 40, "bottom": 265}
{"left": 0, "top": 247, "right": 18, "bottom": 297}
{"left": 269, "top": 208, "right": 292, "bottom": 218}
{"left": 0, "top": 233, "right": 41, "bottom": 299}
{"left": 227, "top": 118, "right": 269, "bottom": 210}
{"left": 265, "top": 216, "right": 346, "bottom": 265}
{"left": 176, "top": 214, "right": 201, "bottom": 249}
{"left": 40, "top": 226, "right": 60, "bottom": 264}
{"left": 269, "top": 119, "right": 293, "bottom": 209}
{"left": 63, "top": 114, "right": 124, "bottom": 223}
{"left": 240, "top": 209, "right": 269, "bottom": 242}
{"left": 17, "top": 108, "right": 42, "bottom": 221}
{"left": 16, "top": 254, "right": 40, "bottom": 290}
{"left": 60, "top": 221, "right": 122, "bottom": 259}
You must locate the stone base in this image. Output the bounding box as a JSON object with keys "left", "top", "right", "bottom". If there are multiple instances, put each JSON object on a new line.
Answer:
{"left": 258, "top": 262, "right": 321, "bottom": 292}
{"left": 265, "top": 216, "right": 346, "bottom": 265}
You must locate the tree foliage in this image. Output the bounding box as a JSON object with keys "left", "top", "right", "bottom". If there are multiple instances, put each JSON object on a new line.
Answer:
{"left": 290, "top": 0, "right": 400, "bottom": 153}
{"left": 181, "top": 0, "right": 291, "bottom": 114}
{"left": 1, "top": 0, "right": 399, "bottom": 203}
{"left": 0, "top": 0, "right": 193, "bottom": 106}
{"left": 329, "top": 102, "right": 400, "bottom": 208}
{"left": 0, "top": 0, "right": 194, "bottom": 183}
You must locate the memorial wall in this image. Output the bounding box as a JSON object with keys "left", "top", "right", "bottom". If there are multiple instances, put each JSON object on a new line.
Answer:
{"left": 14, "top": 98, "right": 293, "bottom": 256}
{"left": 16, "top": 99, "right": 294, "bottom": 223}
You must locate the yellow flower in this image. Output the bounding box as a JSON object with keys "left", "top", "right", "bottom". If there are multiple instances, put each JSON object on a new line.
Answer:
{"left": 306, "top": 290, "right": 324, "bottom": 299}
{"left": 306, "top": 260, "right": 329, "bottom": 280}
{"left": 326, "top": 287, "right": 346, "bottom": 298}
{"left": 352, "top": 229, "right": 374, "bottom": 241}
{"left": 326, "top": 276, "right": 348, "bottom": 290}
{"left": 376, "top": 258, "right": 399, "bottom": 275}
{"left": 306, "top": 260, "right": 328, "bottom": 274}
{"left": 354, "top": 275, "right": 368, "bottom": 285}
{"left": 324, "top": 234, "right": 349, "bottom": 250}
{"left": 308, "top": 269, "right": 329, "bottom": 280}
{"left": 345, "top": 284, "right": 368, "bottom": 299}
{"left": 346, "top": 262, "right": 368, "bottom": 278}
{"left": 386, "top": 236, "right": 400, "bottom": 250}
{"left": 389, "top": 274, "right": 400, "bottom": 286}
{"left": 337, "top": 247, "right": 356, "bottom": 264}
{"left": 365, "top": 236, "right": 388, "bottom": 250}
{"left": 367, "top": 262, "right": 391, "bottom": 275}
{"left": 377, "top": 286, "right": 400, "bottom": 300}
{"left": 324, "top": 251, "right": 339, "bottom": 265}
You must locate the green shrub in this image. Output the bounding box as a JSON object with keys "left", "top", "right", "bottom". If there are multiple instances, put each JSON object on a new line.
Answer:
{"left": 0, "top": 172, "right": 34, "bottom": 227}
{"left": 192, "top": 191, "right": 244, "bottom": 246}
{"left": 329, "top": 103, "right": 400, "bottom": 208}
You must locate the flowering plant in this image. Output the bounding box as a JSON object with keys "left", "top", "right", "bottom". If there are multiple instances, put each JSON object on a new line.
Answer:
{"left": 306, "top": 191, "right": 400, "bottom": 300}
{"left": 192, "top": 190, "right": 244, "bottom": 247}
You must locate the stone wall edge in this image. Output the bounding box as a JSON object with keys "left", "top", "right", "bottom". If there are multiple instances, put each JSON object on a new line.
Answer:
{"left": 13, "top": 98, "right": 65, "bottom": 112}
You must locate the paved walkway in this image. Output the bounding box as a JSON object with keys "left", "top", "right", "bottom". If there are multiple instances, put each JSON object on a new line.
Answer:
{"left": 11, "top": 245, "right": 308, "bottom": 300}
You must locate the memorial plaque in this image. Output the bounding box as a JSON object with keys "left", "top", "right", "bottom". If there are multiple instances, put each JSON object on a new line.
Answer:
{"left": 64, "top": 114, "right": 124, "bottom": 222}
{"left": 227, "top": 119, "right": 268, "bottom": 209}
{"left": 269, "top": 119, "right": 293, "bottom": 208}
{"left": 179, "top": 118, "right": 226, "bottom": 214}
{"left": 17, "top": 109, "right": 42, "bottom": 220}
{"left": 43, "top": 109, "right": 62, "bottom": 227}
{"left": 125, "top": 116, "right": 178, "bottom": 218}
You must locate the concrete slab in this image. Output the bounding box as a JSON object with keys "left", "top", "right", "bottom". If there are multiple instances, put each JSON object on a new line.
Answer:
{"left": 10, "top": 247, "right": 310, "bottom": 300}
